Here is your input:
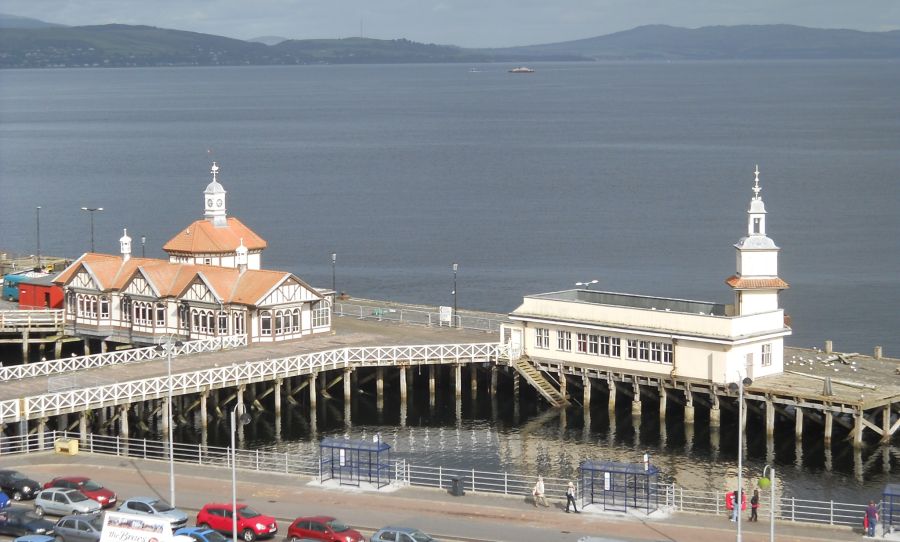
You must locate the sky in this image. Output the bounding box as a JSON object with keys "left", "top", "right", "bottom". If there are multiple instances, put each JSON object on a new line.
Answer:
{"left": 4, "top": 0, "right": 900, "bottom": 48}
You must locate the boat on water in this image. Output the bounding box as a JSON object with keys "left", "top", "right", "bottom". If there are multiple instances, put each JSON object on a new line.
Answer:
{"left": 508, "top": 66, "right": 535, "bottom": 73}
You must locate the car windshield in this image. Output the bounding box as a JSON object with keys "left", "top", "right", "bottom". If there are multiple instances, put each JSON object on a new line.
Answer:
{"left": 238, "top": 507, "right": 260, "bottom": 519}
{"left": 68, "top": 492, "right": 90, "bottom": 502}
{"left": 326, "top": 520, "right": 349, "bottom": 532}
{"left": 410, "top": 532, "right": 433, "bottom": 542}
{"left": 80, "top": 481, "right": 103, "bottom": 491}
{"left": 9, "top": 472, "right": 27, "bottom": 481}
{"left": 153, "top": 501, "right": 174, "bottom": 512}
{"left": 203, "top": 531, "right": 228, "bottom": 542}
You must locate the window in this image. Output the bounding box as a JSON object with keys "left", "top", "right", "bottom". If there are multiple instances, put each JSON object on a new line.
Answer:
{"left": 233, "top": 311, "right": 245, "bottom": 335}
{"left": 577, "top": 333, "right": 588, "bottom": 353}
{"left": 663, "top": 343, "right": 673, "bottom": 364}
{"left": 99, "top": 296, "right": 109, "bottom": 318}
{"left": 556, "top": 330, "right": 571, "bottom": 351}
{"left": 156, "top": 303, "right": 166, "bottom": 325}
{"left": 761, "top": 343, "right": 772, "bottom": 366}
{"left": 651, "top": 342, "right": 663, "bottom": 362}
{"left": 610, "top": 337, "right": 621, "bottom": 358}
{"left": 292, "top": 308, "right": 301, "bottom": 332}
{"left": 313, "top": 303, "right": 330, "bottom": 328}
{"left": 120, "top": 298, "right": 131, "bottom": 321}
{"left": 218, "top": 312, "right": 228, "bottom": 334}
{"left": 260, "top": 311, "right": 272, "bottom": 336}
{"left": 587, "top": 334, "right": 599, "bottom": 355}
{"left": 639, "top": 340, "right": 650, "bottom": 361}
{"left": 600, "top": 336, "right": 611, "bottom": 356}
{"left": 626, "top": 339, "right": 638, "bottom": 360}
{"left": 753, "top": 217, "right": 761, "bottom": 234}
{"left": 535, "top": 328, "right": 549, "bottom": 349}
{"left": 275, "top": 310, "right": 285, "bottom": 335}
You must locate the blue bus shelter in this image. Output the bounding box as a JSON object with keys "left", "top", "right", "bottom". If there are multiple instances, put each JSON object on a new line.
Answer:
{"left": 319, "top": 437, "right": 392, "bottom": 489}
{"left": 884, "top": 484, "right": 900, "bottom": 536}
{"left": 580, "top": 459, "right": 660, "bottom": 514}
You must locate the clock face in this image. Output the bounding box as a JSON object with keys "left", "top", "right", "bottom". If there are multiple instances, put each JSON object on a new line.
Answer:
{"left": 207, "top": 198, "right": 213, "bottom": 207}
{"left": 216, "top": 198, "right": 223, "bottom": 207}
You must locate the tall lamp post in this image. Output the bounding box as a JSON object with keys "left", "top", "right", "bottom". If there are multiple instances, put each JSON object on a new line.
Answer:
{"left": 761, "top": 465, "right": 775, "bottom": 542}
{"left": 576, "top": 279, "right": 599, "bottom": 290}
{"left": 331, "top": 253, "right": 336, "bottom": 293}
{"left": 141, "top": 236, "right": 146, "bottom": 258}
{"left": 155, "top": 339, "right": 183, "bottom": 507}
{"left": 451, "top": 263, "right": 458, "bottom": 328}
{"left": 35, "top": 206, "right": 42, "bottom": 270}
{"left": 231, "top": 402, "right": 251, "bottom": 542}
{"left": 728, "top": 374, "right": 753, "bottom": 542}
{"left": 80, "top": 207, "right": 103, "bottom": 252}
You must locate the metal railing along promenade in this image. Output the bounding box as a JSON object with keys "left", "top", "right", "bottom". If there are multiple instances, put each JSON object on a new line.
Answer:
{"left": 334, "top": 301, "right": 505, "bottom": 334}
{"left": 0, "top": 431, "right": 875, "bottom": 531}
{"left": 0, "top": 342, "right": 499, "bottom": 422}
{"left": 0, "top": 335, "right": 247, "bottom": 382}
{"left": 0, "top": 309, "right": 64, "bottom": 332}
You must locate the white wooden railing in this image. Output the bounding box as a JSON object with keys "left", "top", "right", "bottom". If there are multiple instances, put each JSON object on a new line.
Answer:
{"left": 1, "top": 342, "right": 499, "bottom": 421}
{"left": 0, "top": 335, "right": 247, "bottom": 382}
{"left": 0, "top": 309, "right": 64, "bottom": 332}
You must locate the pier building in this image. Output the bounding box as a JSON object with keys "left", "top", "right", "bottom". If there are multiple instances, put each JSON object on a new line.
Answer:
{"left": 53, "top": 162, "right": 331, "bottom": 348}
{"left": 502, "top": 167, "right": 790, "bottom": 386}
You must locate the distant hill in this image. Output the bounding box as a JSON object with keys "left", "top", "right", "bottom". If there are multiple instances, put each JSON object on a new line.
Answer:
{"left": 0, "top": 13, "right": 65, "bottom": 29}
{"left": 248, "top": 35, "right": 288, "bottom": 46}
{"left": 496, "top": 24, "right": 900, "bottom": 60}
{"left": 1, "top": 21, "right": 899, "bottom": 69}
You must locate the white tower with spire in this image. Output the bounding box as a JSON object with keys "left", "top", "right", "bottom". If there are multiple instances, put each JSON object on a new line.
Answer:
{"left": 120, "top": 228, "right": 132, "bottom": 263}
{"left": 204, "top": 161, "right": 228, "bottom": 227}
{"left": 727, "top": 166, "right": 789, "bottom": 315}
{"left": 236, "top": 238, "right": 248, "bottom": 272}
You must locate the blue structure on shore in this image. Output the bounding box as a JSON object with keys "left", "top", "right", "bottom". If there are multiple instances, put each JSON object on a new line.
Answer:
{"left": 580, "top": 459, "right": 660, "bottom": 514}
{"left": 319, "top": 436, "right": 392, "bottom": 489}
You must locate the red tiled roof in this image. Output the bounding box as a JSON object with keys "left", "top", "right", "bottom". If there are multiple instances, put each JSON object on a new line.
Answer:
{"left": 163, "top": 217, "right": 267, "bottom": 254}
{"left": 725, "top": 275, "right": 789, "bottom": 290}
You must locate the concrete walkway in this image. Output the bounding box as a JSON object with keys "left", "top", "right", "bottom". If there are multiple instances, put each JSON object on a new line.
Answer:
{"left": 2, "top": 451, "right": 864, "bottom": 542}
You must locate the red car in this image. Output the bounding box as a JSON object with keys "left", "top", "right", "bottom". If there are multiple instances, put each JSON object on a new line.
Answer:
{"left": 42, "top": 476, "right": 117, "bottom": 508}
{"left": 288, "top": 516, "right": 365, "bottom": 542}
{"left": 196, "top": 503, "right": 277, "bottom": 542}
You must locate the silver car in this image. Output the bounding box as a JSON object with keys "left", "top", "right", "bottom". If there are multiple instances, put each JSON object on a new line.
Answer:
{"left": 54, "top": 514, "right": 103, "bottom": 542}
{"left": 117, "top": 497, "right": 188, "bottom": 529}
{"left": 34, "top": 489, "right": 101, "bottom": 517}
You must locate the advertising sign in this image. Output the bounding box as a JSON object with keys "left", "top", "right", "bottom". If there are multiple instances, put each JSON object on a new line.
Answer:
{"left": 100, "top": 511, "right": 173, "bottom": 542}
{"left": 439, "top": 306, "right": 452, "bottom": 325}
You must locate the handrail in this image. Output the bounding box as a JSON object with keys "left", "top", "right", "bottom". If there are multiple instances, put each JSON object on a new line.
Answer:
{"left": 0, "top": 335, "right": 247, "bottom": 382}
{"left": 0, "top": 309, "right": 64, "bottom": 331}
{"left": 10, "top": 342, "right": 499, "bottom": 420}
{"left": 334, "top": 302, "right": 504, "bottom": 334}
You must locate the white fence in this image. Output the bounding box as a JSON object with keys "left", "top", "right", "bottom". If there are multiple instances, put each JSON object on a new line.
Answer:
{"left": 0, "top": 431, "right": 878, "bottom": 532}
{"left": 0, "top": 342, "right": 499, "bottom": 422}
{"left": 334, "top": 302, "right": 505, "bottom": 334}
{"left": 0, "top": 309, "right": 64, "bottom": 332}
{"left": 0, "top": 335, "right": 248, "bottom": 382}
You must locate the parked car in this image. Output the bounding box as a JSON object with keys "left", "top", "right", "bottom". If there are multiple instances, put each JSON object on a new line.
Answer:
{"left": 0, "top": 492, "right": 10, "bottom": 510}
{"left": 0, "top": 508, "right": 55, "bottom": 537}
{"left": 118, "top": 497, "right": 188, "bottom": 528}
{"left": 174, "top": 527, "right": 230, "bottom": 542}
{"left": 13, "top": 535, "right": 55, "bottom": 542}
{"left": 196, "top": 503, "right": 277, "bottom": 542}
{"left": 34, "top": 488, "right": 102, "bottom": 517}
{"left": 287, "top": 516, "right": 365, "bottom": 542}
{"left": 54, "top": 514, "right": 103, "bottom": 542}
{"left": 0, "top": 470, "right": 42, "bottom": 501}
{"left": 42, "top": 478, "right": 116, "bottom": 508}
{"left": 371, "top": 526, "right": 436, "bottom": 542}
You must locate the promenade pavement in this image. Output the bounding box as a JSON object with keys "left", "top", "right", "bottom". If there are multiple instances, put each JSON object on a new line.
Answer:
{"left": 1, "top": 451, "right": 863, "bottom": 542}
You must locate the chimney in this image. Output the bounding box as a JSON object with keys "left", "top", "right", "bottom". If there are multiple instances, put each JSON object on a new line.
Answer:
{"left": 119, "top": 228, "right": 132, "bottom": 263}
{"left": 824, "top": 340, "right": 832, "bottom": 354}
{"left": 874, "top": 346, "right": 883, "bottom": 360}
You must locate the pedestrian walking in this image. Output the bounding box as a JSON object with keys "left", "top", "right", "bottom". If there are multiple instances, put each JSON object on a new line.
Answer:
{"left": 565, "top": 481, "right": 579, "bottom": 513}
{"left": 532, "top": 475, "right": 548, "bottom": 507}
{"left": 865, "top": 500, "right": 879, "bottom": 537}
{"left": 749, "top": 489, "right": 759, "bottom": 522}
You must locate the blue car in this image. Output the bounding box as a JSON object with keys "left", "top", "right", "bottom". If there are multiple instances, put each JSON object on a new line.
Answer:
{"left": 0, "top": 492, "right": 10, "bottom": 509}
{"left": 174, "top": 527, "right": 229, "bottom": 542}
{"left": 14, "top": 536, "right": 55, "bottom": 542}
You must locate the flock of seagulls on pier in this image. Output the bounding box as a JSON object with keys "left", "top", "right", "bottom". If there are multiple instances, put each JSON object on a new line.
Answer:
{"left": 788, "top": 349, "right": 859, "bottom": 373}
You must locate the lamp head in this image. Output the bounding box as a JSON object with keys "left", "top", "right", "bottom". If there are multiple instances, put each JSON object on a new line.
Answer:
{"left": 452, "top": 262, "right": 458, "bottom": 272}
{"left": 728, "top": 382, "right": 739, "bottom": 393}
{"left": 238, "top": 411, "right": 252, "bottom": 426}
{"left": 743, "top": 377, "right": 753, "bottom": 386}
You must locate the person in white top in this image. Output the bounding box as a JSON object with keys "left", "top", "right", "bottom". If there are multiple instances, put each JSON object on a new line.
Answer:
{"left": 532, "top": 475, "right": 548, "bottom": 507}
{"left": 565, "top": 481, "right": 579, "bottom": 513}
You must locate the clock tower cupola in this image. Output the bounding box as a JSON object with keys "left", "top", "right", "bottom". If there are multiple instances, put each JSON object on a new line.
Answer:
{"left": 204, "top": 161, "right": 227, "bottom": 227}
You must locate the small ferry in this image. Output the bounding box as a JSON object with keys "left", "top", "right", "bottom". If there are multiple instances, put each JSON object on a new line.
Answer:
{"left": 508, "top": 66, "right": 535, "bottom": 73}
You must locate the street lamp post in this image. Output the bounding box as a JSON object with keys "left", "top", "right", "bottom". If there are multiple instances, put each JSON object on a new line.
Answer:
{"left": 80, "top": 207, "right": 104, "bottom": 252}
{"left": 155, "top": 339, "right": 183, "bottom": 507}
{"left": 331, "top": 253, "right": 336, "bottom": 293}
{"left": 575, "top": 279, "right": 599, "bottom": 289}
{"left": 761, "top": 465, "right": 775, "bottom": 542}
{"left": 451, "top": 263, "right": 458, "bottom": 328}
{"left": 728, "top": 375, "right": 753, "bottom": 542}
{"left": 231, "top": 402, "right": 251, "bottom": 542}
{"left": 141, "top": 236, "right": 146, "bottom": 258}
{"left": 35, "top": 206, "right": 41, "bottom": 271}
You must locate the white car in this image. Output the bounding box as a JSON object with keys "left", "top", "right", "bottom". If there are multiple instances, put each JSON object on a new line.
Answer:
{"left": 33, "top": 489, "right": 101, "bottom": 517}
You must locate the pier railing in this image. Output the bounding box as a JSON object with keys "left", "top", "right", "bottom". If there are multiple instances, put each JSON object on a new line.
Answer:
{"left": 0, "top": 335, "right": 247, "bottom": 382}
{"left": 0, "top": 431, "right": 875, "bottom": 532}
{"left": 2, "top": 342, "right": 499, "bottom": 421}
{"left": 0, "top": 309, "right": 64, "bottom": 333}
{"left": 334, "top": 301, "right": 505, "bottom": 333}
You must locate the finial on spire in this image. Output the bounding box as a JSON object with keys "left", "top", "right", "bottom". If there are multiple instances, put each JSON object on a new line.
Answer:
{"left": 752, "top": 164, "right": 762, "bottom": 199}
{"left": 211, "top": 161, "right": 219, "bottom": 182}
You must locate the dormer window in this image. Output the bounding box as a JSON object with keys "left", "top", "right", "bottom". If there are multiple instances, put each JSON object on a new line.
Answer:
{"left": 753, "top": 217, "right": 761, "bottom": 234}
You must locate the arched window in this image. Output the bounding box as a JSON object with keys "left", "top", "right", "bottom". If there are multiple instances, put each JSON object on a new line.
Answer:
{"left": 292, "top": 308, "right": 301, "bottom": 332}
{"left": 233, "top": 311, "right": 245, "bottom": 335}
{"left": 260, "top": 310, "right": 272, "bottom": 336}
{"left": 100, "top": 296, "right": 110, "bottom": 319}
{"left": 156, "top": 303, "right": 166, "bottom": 326}
{"left": 275, "top": 310, "right": 285, "bottom": 335}
{"left": 218, "top": 311, "right": 228, "bottom": 334}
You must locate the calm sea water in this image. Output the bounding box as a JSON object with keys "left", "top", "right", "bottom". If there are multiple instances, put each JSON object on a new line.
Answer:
{"left": 1, "top": 61, "right": 898, "bottom": 502}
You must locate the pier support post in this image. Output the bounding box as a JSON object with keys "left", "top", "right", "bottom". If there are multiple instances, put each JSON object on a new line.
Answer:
{"left": 658, "top": 385, "right": 667, "bottom": 420}
{"left": 607, "top": 380, "right": 617, "bottom": 413}
{"left": 766, "top": 397, "right": 775, "bottom": 437}
{"left": 22, "top": 330, "right": 29, "bottom": 359}
{"left": 79, "top": 411, "right": 89, "bottom": 442}
{"left": 559, "top": 370, "right": 567, "bottom": 400}
{"left": 470, "top": 365, "right": 478, "bottom": 396}
{"left": 794, "top": 406, "right": 804, "bottom": 439}
{"left": 490, "top": 366, "right": 498, "bottom": 397}
{"left": 200, "top": 390, "right": 208, "bottom": 430}
{"left": 513, "top": 372, "right": 520, "bottom": 421}
{"left": 274, "top": 378, "right": 282, "bottom": 417}
{"left": 881, "top": 405, "right": 892, "bottom": 443}
{"left": 83, "top": 339, "right": 90, "bottom": 356}
{"left": 454, "top": 364, "right": 462, "bottom": 398}
{"left": 309, "top": 373, "right": 317, "bottom": 410}
{"left": 583, "top": 376, "right": 591, "bottom": 410}
{"left": 400, "top": 367, "right": 408, "bottom": 404}
{"left": 684, "top": 390, "right": 695, "bottom": 424}
{"left": 709, "top": 394, "right": 720, "bottom": 427}
{"left": 631, "top": 383, "right": 642, "bottom": 417}
{"left": 824, "top": 411, "right": 833, "bottom": 444}
{"left": 55, "top": 340, "right": 63, "bottom": 359}
{"left": 119, "top": 404, "right": 129, "bottom": 440}
{"left": 37, "top": 418, "right": 47, "bottom": 449}
{"left": 343, "top": 368, "right": 352, "bottom": 406}
{"left": 852, "top": 412, "right": 864, "bottom": 448}
{"left": 428, "top": 365, "right": 436, "bottom": 406}
{"left": 100, "top": 340, "right": 108, "bottom": 354}
{"left": 376, "top": 367, "right": 384, "bottom": 410}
